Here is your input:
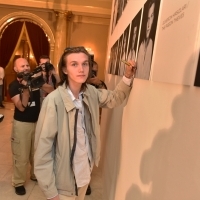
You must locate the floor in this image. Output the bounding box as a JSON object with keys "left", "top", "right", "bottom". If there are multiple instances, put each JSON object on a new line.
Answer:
{"left": 0, "top": 102, "right": 103, "bottom": 200}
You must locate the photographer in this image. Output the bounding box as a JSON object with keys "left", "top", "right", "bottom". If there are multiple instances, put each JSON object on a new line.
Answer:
{"left": 8, "top": 58, "right": 54, "bottom": 196}
{"left": 88, "top": 61, "right": 107, "bottom": 89}
{"left": 39, "top": 55, "right": 60, "bottom": 104}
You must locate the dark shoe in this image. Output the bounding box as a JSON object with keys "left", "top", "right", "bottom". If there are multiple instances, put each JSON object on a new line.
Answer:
{"left": 0, "top": 114, "right": 4, "bottom": 122}
{"left": 86, "top": 185, "right": 91, "bottom": 195}
{"left": 15, "top": 185, "right": 26, "bottom": 195}
{"left": 30, "top": 177, "right": 37, "bottom": 181}
{"left": 0, "top": 104, "right": 4, "bottom": 108}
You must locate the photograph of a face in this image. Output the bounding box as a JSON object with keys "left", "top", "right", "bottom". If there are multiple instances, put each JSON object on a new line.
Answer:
{"left": 111, "top": 0, "right": 129, "bottom": 34}
{"left": 108, "top": 41, "right": 119, "bottom": 75}
{"left": 136, "top": 0, "right": 161, "bottom": 80}
{"left": 127, "top": 9, "right": 142, "bottom": 62}
{"left": 117, "top": 25, "right": 130, "bottom": 76}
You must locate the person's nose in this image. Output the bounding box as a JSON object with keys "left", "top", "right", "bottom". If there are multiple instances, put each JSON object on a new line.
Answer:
{"left": 78, "top": 64, "right": 84, "bottom": 72}
{"left": 24, "top": 65, "right": 29, "bottom": 70}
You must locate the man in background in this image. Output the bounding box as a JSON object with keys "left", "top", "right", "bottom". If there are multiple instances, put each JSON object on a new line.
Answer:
{"left": 9, "top": 58, "right": 54, "bottom": 196}
{"left": 39, "top": 55, "right": 60, "bottom": 104}
{"left": 88, "top": 61, "right": 107, "bottom": 89}
{"left": 0, "top": 66, "right": 5, "bottom": 108}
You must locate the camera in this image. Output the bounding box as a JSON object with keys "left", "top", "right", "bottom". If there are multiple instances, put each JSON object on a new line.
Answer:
{"left": 17, "top": 66, "right": 45, "bottom": 89}
{"left": 43, "top": 62, "right": 54, "bottom": 72}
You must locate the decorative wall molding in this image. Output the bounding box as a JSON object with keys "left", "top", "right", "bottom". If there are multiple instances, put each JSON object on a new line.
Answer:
{"left": 73, "top": 15, "right": 110, "bottom": 26}
{"left": 0, "top": 0, "right": 111, "bottom": 17}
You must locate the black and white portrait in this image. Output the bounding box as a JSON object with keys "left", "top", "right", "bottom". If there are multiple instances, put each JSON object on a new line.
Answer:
{"left": 118, "top": 25, "right": 130, "bottom": 76}
{"left": 111, "top": 0, "right": 129, "bottom": 34}
{"left": 108, "top": 41, "right": 119, "bottom": 75}
{"left": 127, "top": 9, "right": 142, "bottom": 62}
{"left": 114, "top": 35, "right": 123, "bottom": 75}
{"left": 136, "top": 0, "right": 161, "bottom": 80}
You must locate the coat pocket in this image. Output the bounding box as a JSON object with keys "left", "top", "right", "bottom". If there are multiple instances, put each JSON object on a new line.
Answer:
{"left": 11, "top": 137, "right": 20, "bottom": 156}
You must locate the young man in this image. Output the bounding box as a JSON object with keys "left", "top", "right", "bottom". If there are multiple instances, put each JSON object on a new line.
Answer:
{"left": 34, "top": 47, "right": 136, "bottom": 200}
{"left": 9, "top": 58, "right": 54, "bottom": 196}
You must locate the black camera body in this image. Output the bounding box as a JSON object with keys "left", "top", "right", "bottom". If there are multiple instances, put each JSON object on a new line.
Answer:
{"left": 17, "top": 66, "right": 45, "bottom": 89}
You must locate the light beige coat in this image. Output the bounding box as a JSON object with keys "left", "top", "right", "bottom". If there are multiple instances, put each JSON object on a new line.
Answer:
{"left": 34, "top": 80, "right": 131, "bottom": 198}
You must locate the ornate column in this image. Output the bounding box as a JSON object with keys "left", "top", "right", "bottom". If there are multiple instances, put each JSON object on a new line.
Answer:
{"left": 49, "top": 43, "right": 55, "bottom": 66}
{"left": 53, "top": 11, "right": 74, "bottom": 69}
{"left": 53, "top": 11, "right": 67, "bottom": 68}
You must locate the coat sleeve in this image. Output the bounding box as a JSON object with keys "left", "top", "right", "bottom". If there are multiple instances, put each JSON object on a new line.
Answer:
{"left": 34, "top": 96, "right": 58, "bottom": 198}
{"left": 97, "top": 79, "right": 132, "bottom": 108}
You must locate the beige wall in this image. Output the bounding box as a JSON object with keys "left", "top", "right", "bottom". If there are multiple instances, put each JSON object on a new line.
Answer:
{"left": 100, "top": 0, "right": 200, "bottom": 199}
{"left": 70, "top": 19, "right": 109, "bottom": 81}
{"left": 101, "top": 77, "right": 200, "bottom": 200}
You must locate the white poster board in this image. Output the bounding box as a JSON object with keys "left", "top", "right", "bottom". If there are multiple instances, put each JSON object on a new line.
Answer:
{"left": 151, "top": 0, "right": 200, "bottom": 85}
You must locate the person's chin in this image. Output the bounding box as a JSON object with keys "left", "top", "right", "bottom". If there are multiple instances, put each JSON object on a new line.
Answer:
{"left": 76, "top": 78, "right": 87, "bottom": 83}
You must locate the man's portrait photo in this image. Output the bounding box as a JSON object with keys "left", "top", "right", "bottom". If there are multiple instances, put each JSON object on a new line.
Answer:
{"left": 108, "top": 41, "right": 119, "bottom": 75}
{"left": 114, "top": 35, "right": 123, "bottom": 75}
{"left": 111, "top": 0, "right": 129, "bottom": 34}
{"left": 118, "top": 25, "right": 130, "bottom": 76}
{"left": 127, "top": 9, "right": 142, "bottom": 62}
{"left": 136, "top": 0, "right": 161, "bottom": 80}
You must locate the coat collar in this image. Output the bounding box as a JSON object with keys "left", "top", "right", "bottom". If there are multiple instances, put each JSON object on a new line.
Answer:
{"left": 58, "top": 82, "right": 91, "bottom": 112}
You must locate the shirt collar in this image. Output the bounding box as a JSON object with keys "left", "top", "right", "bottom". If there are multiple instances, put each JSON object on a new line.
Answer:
{"left": 66, "top": 86, "right": 83, "bottom": 102}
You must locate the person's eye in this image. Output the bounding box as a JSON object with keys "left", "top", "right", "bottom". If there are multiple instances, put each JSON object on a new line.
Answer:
{"left": 83, "top": 62, "right": 89, "bottom": 67}
{"left": 72, "top": 63, "right": 77, "bottom": 67}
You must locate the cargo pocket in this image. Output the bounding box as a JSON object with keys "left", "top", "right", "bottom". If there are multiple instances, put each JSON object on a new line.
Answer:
{"left": 11, "top": 137, "right": 20, "bottom": 156}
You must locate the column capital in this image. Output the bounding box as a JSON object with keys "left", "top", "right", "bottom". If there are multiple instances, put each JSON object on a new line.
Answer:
{"left": 67, "top": 11, "right": 73, "bottom": 21}
{"left": 54, "top": 10, "right": 73, "bottom": 20}
{"left": 54, "top": 10, "right": 68, "bottom": 17}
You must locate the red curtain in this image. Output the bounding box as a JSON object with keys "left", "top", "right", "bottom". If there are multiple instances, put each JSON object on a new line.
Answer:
{"left": 0, "top": 21, "right": 23, "bottom": 68}
{"left": 25, "top": 21, "right": 49, "bottom": 65}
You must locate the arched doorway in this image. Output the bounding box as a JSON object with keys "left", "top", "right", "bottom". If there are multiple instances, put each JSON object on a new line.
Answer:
{"left": 0, "top": 12, "right": 55, "bottom": 102}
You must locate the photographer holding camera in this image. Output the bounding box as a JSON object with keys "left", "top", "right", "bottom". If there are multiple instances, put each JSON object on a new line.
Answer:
{"left": 88, "top": 61, "right": 107, "bottom": 89}
{"left": 39, "top": 55, "right": 60, "bottom": 104}
{"left": 8, "top": 58, "right": 54, "bottom": 196}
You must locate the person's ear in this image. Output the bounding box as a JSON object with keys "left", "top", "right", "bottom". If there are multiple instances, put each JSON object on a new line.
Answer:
{"left": 14, "top": 66, "right": 17, "bottom": 72}
{"left": 62, "top": 67, "right": 67, "bottom": 75}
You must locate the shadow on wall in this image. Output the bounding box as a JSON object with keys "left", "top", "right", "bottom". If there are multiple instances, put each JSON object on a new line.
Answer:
{"left": 125, "top": 54, "right": 200, "bottom": 200}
